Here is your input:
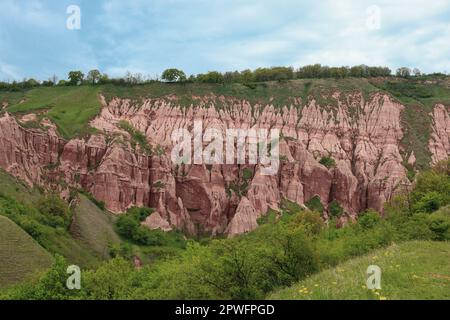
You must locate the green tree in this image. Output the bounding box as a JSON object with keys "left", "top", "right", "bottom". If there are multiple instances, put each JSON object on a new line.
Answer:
{"left": 86, "top": 69, "right": 101, "bottom": 85}
{"left": 161, "top": 68, "right": 186, "bottom": 82}
{"left": 68, "top": 71, "right": 84, "bottom": 85}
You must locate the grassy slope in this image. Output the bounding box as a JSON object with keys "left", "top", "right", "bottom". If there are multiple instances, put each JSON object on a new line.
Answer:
{"left": 270, "top": 241, "right": 450, "bottom": 300}
{"left": 0, "top": 170, "right": 41, "bottom": 206}
{"left": 0, "top": 171, "right": 102, "bottom": 268}
{"left": 70, "top": 194, "right": 121, "bottom": 259}
{"left": 0, "top": 215, "right": 53, "bottom": 289}
{"left": 7, "top": 86, "right": 101, "bottom": 138}
{"left": 0, "top": 91, "right": 25, "bottom": 106}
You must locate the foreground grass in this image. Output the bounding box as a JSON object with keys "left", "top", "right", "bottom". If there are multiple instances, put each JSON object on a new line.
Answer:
{"left": 0, "top": 216, "right": 53, "bottom": 289}
{"left": 269, "top": 241, "right": 450, "bottom": 300}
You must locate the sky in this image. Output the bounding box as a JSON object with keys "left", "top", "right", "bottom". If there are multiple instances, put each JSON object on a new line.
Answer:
{"left": 0, "top": 0, "right": 449, "bottom": 81}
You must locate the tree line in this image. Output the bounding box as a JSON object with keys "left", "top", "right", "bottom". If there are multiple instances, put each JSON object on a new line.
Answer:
{"left": 0, "top": 65, "right": 446, "bottom": 91}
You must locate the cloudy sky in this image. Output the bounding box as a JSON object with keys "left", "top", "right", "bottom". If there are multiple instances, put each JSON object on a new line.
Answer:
{"left": 0, "top": 0, "right": 449, "bottom": 81}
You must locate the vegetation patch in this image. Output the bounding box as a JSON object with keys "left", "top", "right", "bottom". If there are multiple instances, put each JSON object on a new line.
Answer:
{"left": 305, "top": 196, "right": 325, "bottom": 214}
{"left": 7, "top": 86, "right": 102, "bottom": 139}
{"left": 118, "top": 120, "right": 152, "bottom": 154}
{"left": 319, "top": 156, "right": 336, "bottom": 169}
{"left": 269, "top": 240, "right": 450, "bottom": 300}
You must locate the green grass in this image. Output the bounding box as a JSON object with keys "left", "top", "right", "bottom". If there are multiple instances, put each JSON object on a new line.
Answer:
{"left": 70, "top": 194, "right": 121, "bottom": 259}
{"left": 0, "top": 169, "right": 41, "bottom": 206}
{"left": 269, "top": 241, "right": 450, "bottom": 300}
{"left": 0, "top": 91, "right": 26, "bottom": 107}
{"left": 102, "top": 78, "right": 380, "bottom": 110}
{"left": 0, "top": 215, "right": 53, "bottom": 289}
{"left": 7, "top": 86, "right": 101, "bottom": 138}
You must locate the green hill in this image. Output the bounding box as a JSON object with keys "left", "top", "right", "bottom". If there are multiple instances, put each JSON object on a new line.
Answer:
{"left": 0, "top": 215, "right": 53, "bottom": 289}
{"left": 269, "top": 241, "right": 450, "bottom": 300}
{"left": 0, "top": 170, "right": 103, "bottom": 268}
{"left": 70, "top": 194, "right": 121, "bottom": 259}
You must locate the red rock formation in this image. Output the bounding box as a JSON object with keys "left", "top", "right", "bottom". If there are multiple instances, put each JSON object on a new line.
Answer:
{"left": 1, "top": 92, "right": 448, "bottom": 236}
{"left": 429, "top": 104, "right": 450, "bottom": 164}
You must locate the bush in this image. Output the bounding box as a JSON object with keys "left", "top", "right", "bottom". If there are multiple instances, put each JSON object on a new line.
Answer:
{"left": 116, "top": 215, "right": 139, "bottom": 239}
{"left": 428, "top": 206, "right": 450, "bottom": 241}
{"left": 268, "top": 230, "right": 319, "bottom": 285}
{"left": 292, "top": 210, "right": 324, "bottom": 236}
{"left": 127, "top": 207, "right": 154, "bottom": 222}
{"left": 328, "top": 200, "right": 344, "bottom": 218}
{"left": 115, "top": 207, "right": 186, "bottom": 248}
{"left": 109, "top": 243, "right": 134, "bottom": 260}
{"left": 358, "top": 209, "right": 381, "bottom": 229}
{"left": 319, "top": 156, "right": 336, "bottom": 169}
{"left": 305, "top": 196, "right": 324, "bottom": 213}
{"left": 37, "top": 195, "right": 71, "bottom": 228}
{"left": 132, "top": 226, "right": 163, "bottom": 246}
{"left": 412, "top": 191, "right": 443, "bottom": 213}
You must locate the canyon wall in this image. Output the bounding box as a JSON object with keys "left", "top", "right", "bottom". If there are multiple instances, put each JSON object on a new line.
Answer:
{"left": 0, "top": 92, "right": 449, "bottom": 236}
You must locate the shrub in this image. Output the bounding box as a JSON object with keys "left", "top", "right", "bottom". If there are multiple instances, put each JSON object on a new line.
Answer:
{"left": 116, "top": 215, "right": 139, "bottom": 239}
{"left": 358, "top": 209, "right": 381, "bottom": 229}
{"left": 292, "top": 210, "right": 324, "bottom": 236}
{"left": 109, "top": 243, "right": 134, "bottom": 260}
{"left": 268, "top": 230, "right": 319, "bottom": 285}
{"left": 412, "top": 191, "right": 443, "bottom": 213}
{"left": 428, "top": 206, "right": 450, "bottom": 241}
{"left": 127, "top": 207, "right": 154, "bottom": 222}
{"left": 242, "top": 168, "right": 253, "bottom": 180}
{"left": 305, "top": 196, "right": 324, "bottom": 213}
{"left": 328, "top": 200, "right": 344, "bottom": 218}
{"left": 37, "top": 195, "right": 71, "bottom": 228}
{"left": 319, "top": 156, "right": 336, "bottom": 169}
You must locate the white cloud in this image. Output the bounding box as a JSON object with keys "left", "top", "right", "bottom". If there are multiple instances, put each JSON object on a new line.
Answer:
{"left": 1, "top": 0, "right": 449, "bottom": 79}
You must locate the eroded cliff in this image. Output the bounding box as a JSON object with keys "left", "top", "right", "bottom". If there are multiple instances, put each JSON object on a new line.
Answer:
{"left": 0, "top": 91, "right": 449, "bottom": 236}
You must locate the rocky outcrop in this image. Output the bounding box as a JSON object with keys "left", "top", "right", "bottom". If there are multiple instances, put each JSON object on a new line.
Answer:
{"left": 429, "top": 104, "right": 450, "bottom": 164}
{"left": 1, "top": 92, "right": 448, "bottom": 236}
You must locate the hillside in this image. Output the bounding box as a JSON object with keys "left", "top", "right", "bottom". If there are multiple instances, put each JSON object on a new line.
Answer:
{"left": 70, "top": 194, "right": 121, "bottom": 259}
{"left": 0, "top": 78, "right": 449, "bottom": 238}
{"left": 0, "top": 215, "right": 53, "bottom": 289}
{"left": 269, "top": 241, "right": 450, "bottom": 300}
{"left": 0, "top": 170, "right": 105, "bottom": 269}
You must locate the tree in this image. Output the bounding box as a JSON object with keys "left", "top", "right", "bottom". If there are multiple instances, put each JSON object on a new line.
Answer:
{"left": 98, "top": 73, "right": 110, "bottom": 84}
{"left": 161, "top": 68, "right": 186, "bottom": 82}
{"left": 68, "top": 71, "right": 84, "bottom": 85}
{"left": 413, "top": 68, "right": 421, "bottom": 77}
{"left": 396, "top": 67, "right": 411, "bottom": 78}
{"left": 87, "top": 69, "right": 101, "bottom": 85}
{"left": 196, "top": 71, "right": 224, "bottom": 83}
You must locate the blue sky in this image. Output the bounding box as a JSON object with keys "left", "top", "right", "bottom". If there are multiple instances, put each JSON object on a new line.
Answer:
{"left": 1, "top": 0, "right": 449, "bottom": 81}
